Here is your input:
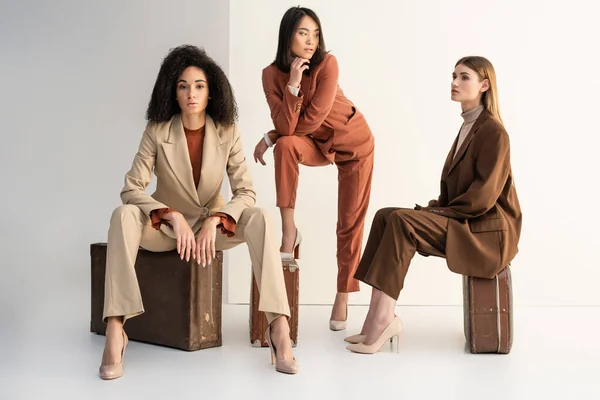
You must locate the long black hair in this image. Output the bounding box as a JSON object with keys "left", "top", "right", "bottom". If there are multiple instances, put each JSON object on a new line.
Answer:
{"left": 146, "top": 45, "right": 237, "bottom": 127}
{"left": 273, "top": 7, "right": 327, "bottom": 73}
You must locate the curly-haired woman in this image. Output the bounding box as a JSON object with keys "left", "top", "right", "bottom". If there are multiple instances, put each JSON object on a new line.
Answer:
{"left": 99, "top": 45, "right": 297, "bottom": 379}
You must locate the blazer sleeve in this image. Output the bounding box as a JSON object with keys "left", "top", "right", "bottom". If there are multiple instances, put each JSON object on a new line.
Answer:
{"left": 294, "top": 55, "right": 339, "bottom": 135}
{"left": 215, "top": 125, "right": 257, "bottom": 222}
{"left": 425, "top": 128, "right": 511, "bottom": 219}
{"left": 120, "top": 124, "right": 169, "bottom": 216}
{"left": 262, "top": 55, "right": 339, "bottom": 136}
{"left": 262, "top": 68, "right": 303, "bottom": 136}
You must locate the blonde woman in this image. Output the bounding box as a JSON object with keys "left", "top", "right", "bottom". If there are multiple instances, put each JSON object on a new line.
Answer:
{"left": 345, "top": 56, "right": 522, "bottom": 354}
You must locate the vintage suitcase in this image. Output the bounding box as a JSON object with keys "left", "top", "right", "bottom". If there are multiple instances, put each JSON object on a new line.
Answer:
{"left": 249, "top": 260, "right": 299, "bottom": 347}
{"left": 463, "top": 266, "right": 513, "bottom": 354}
{"left": 90, "top": 243, "right": 223, "bottom": 351}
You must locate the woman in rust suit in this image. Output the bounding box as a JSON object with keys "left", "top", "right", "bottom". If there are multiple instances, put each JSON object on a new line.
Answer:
{"left": 253, "top": 6, "right": 375, "bottom": 330}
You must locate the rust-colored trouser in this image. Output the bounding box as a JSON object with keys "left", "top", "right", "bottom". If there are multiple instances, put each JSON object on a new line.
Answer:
{"left": 274, "top": 135, "right": 374, "bottom": 293}
{"left": 354, "top": 207, "right": 449, "bottom": 300}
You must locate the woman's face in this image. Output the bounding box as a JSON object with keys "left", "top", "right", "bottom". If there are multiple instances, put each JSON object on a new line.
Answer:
{"left": 176, "top": 66, "right": 209, "bottom": 116}
{"left": 451, "top": 64, "right": 489, "bottom": 104}
{"left": 290, "top": 16, "right": 319, "bottom": 60}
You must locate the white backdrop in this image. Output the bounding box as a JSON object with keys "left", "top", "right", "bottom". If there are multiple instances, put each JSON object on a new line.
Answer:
{"left": 227, "top": 0, "right": 600, "bottom": 306}
{"left": 1, "top": 0, "right": 599, "bottom": 326}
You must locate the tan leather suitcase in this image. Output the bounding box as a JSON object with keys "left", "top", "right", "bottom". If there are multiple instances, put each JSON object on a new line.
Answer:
{"left": 90, "top": 243, "right": 223, "bottom": 351}
{"left": 249, "top": 260, "right": 299, "bottom": 347}
{"left": 463, "top": 266, "right": 513, "bottom": 354}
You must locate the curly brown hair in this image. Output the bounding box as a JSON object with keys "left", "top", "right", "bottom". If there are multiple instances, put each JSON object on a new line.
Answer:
{"left": 146, "top": 45, "right": 237, "bottom": 127}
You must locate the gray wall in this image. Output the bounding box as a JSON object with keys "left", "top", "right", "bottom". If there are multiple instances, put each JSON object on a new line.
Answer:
{"left": 0, "top": 0, "right": 231, "bottom": 330}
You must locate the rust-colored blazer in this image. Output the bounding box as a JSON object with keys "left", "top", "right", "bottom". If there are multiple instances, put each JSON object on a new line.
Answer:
{"left": 262, "top": 53, "right": 372, "bottom": 163}
{"left": 423, "top": 110, "right": 522, "bottom": 278}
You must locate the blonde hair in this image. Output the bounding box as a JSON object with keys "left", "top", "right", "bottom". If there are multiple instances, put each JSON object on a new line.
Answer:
{"left": 455, "top": 56, "right": 503, "bottom": 124}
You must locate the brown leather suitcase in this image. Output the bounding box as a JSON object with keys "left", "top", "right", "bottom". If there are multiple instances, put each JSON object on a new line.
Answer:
{"left": 249, "top": 260, "right": 299, "bottom": 347}
{"left": 463, "top": 266, "right": 513, "bottom": 354}
{"left": 90, "top": 243, "right": 223, "bottom": 351}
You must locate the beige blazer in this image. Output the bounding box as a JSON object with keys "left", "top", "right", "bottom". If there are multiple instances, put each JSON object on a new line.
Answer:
{"left": 120, "top": 114, "right": 256, "bottom": 238}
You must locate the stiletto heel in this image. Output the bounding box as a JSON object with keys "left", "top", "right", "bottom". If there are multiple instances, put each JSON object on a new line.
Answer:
{"left": 390, "top": 335, "right": 400, "bottom": 353}
{"left": 346, "top": 316, "right": 403, "bottom": 354}
{"left": 294, "top": 235, "right": 301, "bottom": 259}
{"left": 269, "top": 345, "right": 276, "bottom": 365}
{"left": 281, "top": 229, "right": 302, "bottom": 261}
{"left": 265, "top": 326, "right": 298, "bottom": 374}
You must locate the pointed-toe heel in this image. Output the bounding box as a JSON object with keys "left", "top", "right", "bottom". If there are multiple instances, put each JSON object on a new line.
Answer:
{"left": 346, "top": 316, "right": 403, "bottom": 354}
{"left": 265, "top": 327, "right": 298, "bottom": 375}
{"left": 329, "top": 319, "right": 347, "bottom": 331}
{"left": 99, "top": 331, "right": 128, "bottom": 380}
{"left": 344, "top": 333, "right": 367, "bottom": 344}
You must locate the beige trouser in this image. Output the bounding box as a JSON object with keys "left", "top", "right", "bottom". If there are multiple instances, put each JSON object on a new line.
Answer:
{"left": 103, "top": 205, "right": 290, "bottom": 324}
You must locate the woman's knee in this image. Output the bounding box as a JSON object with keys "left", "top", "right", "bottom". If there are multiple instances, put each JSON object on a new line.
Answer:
{"left": 273, "top": 136, "right": 300, "bottom": 158}
{"left": 375, "top": 207, "right": 398, "bottom": 222}
{"left": 241, "top": 207, "right": 273, "bottom": 230}
{"left": 110, "top": 205, "right": 144, "bottom": 226}
{"left": 248, "top": 206, "right": 271, "bottom": 222}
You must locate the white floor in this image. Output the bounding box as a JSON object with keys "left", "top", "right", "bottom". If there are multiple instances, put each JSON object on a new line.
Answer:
{"left": 2, "top": 304, "right": 599, "bottom": 400}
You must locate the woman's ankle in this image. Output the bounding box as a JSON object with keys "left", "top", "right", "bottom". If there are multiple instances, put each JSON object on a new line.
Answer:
{"left": 106, "top": 316, "right": 124, "bottom": 332}
{"left": 271, "top": 315, "right": 289, "bottom": 332}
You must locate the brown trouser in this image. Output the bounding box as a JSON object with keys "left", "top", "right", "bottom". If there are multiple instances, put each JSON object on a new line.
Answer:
{"left": 274, "top": 134, "right": 374, "bottom": 293}
{"left": 354, "top": 207, "right": 449, "bottom": 299}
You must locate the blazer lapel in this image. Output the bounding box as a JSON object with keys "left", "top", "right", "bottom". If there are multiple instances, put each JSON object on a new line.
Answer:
{"left": 161, "top": 114, "right": 200, "bottom": 204}
{"left": 441, "top": 133, "right": 459, "bottom": 179}
{"left": 197, "top": 115, "right": 227, "bottom": 206}
{"left": 446, "top": 110, "right": 490, "bottom": 176}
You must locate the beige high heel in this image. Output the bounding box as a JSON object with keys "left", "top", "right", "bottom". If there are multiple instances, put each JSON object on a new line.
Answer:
{"left": 329, "top": 319, "right": 347, "bottom": 331}
{"left": 344, "top": 334, "right": 366, "bottom": 344}
{"left": 265, "top": 327, "right": 298, "bottom": 375}
{"left": 329, "top": 298, "right": 347, "bottom": 331}
{"left": 280, "top": 229, "right": 302, "bottom": 261}
{"left": 346, "top": 316, "right": 403, "bottom": 354}
{"left": 99, "top": 331, "right": 128, "bottom": 380}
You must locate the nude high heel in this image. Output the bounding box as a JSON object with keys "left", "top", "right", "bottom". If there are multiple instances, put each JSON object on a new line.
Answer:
{"left": 346, "top": 316, "right": 403, "bottom": 354}
{"left": 329, "top": 299, "right": 347, "bottom": 331}
{"left": 329, "top": 319, "right": 347, "bottom": 331}
{"left": 280, "top": 229, "right": 302, "bottom": 261}
{"left": 265, "top": 327, "right": 298, "bottom": 375}
{"left": 99, "top": 331, "right": 128, "bottom": 380}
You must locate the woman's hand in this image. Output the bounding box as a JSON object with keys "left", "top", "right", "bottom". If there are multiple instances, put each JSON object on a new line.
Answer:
{"left": 254, "top": 137, "right": 269, "bottom": 165}
{"left": 166, "top": 211, "right": 196, "bottom": 262}
{"left": 288, "top": 57, "right": 310, "bottom": 88}
{"left": 195, "top": 216, "right": 219, "bottom": 267}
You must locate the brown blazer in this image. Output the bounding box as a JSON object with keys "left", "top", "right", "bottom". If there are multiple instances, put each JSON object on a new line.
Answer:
{"left": 422, "top": 110, "right": 522, "bottom": 278}
{"left": 262, "top": 53, "right": 372, "bottom": 163}
{"left": 120, "top": 114, "right": 256, "bottom": 238}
